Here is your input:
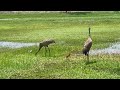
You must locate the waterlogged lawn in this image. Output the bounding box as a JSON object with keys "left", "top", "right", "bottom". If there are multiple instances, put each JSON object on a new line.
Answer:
{"left": 0, "top": 12, "right": 120, "bottom": 79}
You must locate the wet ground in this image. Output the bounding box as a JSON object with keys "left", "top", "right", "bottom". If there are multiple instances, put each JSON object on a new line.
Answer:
{"left": 0, "top": 41, "right": 120, "bottom": 55}
{"left": 0, "top": 41, "right": 38, "bottom": 48}
{"left": 90, "top": 42, "right": 120, "bottom": 55}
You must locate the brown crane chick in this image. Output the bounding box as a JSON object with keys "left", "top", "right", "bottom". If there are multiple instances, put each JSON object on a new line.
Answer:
{"left": 66, "top": 53, "right": 71, "bottom": 58}
{"left": 35, "top": 39, "right": 55, "bottom": 56}
{"left": 82, "top": 27, "right": 92, "bottom": 63}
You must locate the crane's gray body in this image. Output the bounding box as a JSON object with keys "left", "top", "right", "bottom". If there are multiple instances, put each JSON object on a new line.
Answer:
{"left": 82, "top": 28, "right": 92, "bottom": 62}
{"left": 35, "top": 39, "right": 55, "bottom": 56}
{"left": 39, "top": 39, "right": 55, "bottom": 47}
{"left": 82, "top": 37, "right": 92, "bottom": 55}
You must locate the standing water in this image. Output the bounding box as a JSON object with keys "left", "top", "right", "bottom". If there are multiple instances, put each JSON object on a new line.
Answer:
{"left": 0, "top": 41, "right": 38, "bottom": 48}
{"left": 90, "top": 42, "right": 120, "bottom": 55}
{"left": 0, "top": 41, "right": 120, "bottom": 55}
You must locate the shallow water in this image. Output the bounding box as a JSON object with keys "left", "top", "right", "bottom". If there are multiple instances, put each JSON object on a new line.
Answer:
{"left": 0, "top": 41, "right": 120, "bottom": 55}
{"left": 90, "top": 42, "right": 120, "bottom": 55}
{"left": 0, "top": 41, "right": 38, "bottom": 48}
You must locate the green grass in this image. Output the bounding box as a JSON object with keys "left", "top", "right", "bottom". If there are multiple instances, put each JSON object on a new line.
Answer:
{"left": 0, "top": 11, "right": 120, "bottom": 79}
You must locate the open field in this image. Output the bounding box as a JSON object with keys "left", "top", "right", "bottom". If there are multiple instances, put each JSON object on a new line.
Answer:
{"left": 0, "top": 11, "right": 120, "bottom": 79}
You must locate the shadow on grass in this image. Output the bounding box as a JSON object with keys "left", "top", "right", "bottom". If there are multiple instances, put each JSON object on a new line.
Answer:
{"left": 66, "top": 12, "right": 92, "bottom": 15}
{"left": 85, "top": 61, "right": 97, "bottom": 65}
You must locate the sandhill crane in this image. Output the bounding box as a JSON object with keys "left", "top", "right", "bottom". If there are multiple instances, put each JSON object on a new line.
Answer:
{"left": 82, "top": 27, "right": 92, "bottom": 63}
{"left": 65, "top": 53, "right": 71, "bottom": 59}
{"left": 35, "top": 39, "right": 55, "bottom": 56}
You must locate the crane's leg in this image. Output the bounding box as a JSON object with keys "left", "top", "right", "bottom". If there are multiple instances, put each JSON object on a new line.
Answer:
{"left": 48, "top": 47, "right": 50, "bottom": 56}
{"left": 35, "top": 45, "right": 42, "bottom": 56}
{"left": 45, "top": 47, "right": 47, "bottom": 56}
{"left": 86, "top": 52, "right": 89, "bottom": 63}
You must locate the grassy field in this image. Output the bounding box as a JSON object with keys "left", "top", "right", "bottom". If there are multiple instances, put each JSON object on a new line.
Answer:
{"left": 0, "top": 11, "right": 120, "bottom": 79}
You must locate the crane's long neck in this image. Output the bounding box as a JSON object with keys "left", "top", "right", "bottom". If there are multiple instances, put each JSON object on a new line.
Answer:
{"left": 89, "top": 27, "right": 91, "bottom": 37}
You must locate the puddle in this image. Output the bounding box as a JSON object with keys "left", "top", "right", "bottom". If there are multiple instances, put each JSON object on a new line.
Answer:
{"left": 90, "top": 42, "right": 120, "bottom": 55}
{"left": 0, "top": 41, "right": 38, "bottom": 48}
{"left": 0, "top": 41, "right": 120, "bottom": 55}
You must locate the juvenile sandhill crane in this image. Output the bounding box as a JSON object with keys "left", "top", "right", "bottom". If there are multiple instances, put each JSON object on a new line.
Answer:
{"left": 66, "top": 53, "right": 71, "bottom": 58}
{"left": 82, "top": 27, "right": 92, "bottom": 63}
{"left": 35, "top": 39, "right": 55, "bottom": 56}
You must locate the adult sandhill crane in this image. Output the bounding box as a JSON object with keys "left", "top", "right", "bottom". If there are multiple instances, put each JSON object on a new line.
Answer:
{"left": 35, "top": 39, "right": 55, "bottom": 56}
{"left": 82, "top": 27, "right": 92, "bottom": 63}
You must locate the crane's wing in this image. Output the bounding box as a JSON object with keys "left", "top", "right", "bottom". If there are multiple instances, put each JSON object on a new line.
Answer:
{"left": 84, "top": 37, "right": 92, "bottom": 50}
